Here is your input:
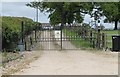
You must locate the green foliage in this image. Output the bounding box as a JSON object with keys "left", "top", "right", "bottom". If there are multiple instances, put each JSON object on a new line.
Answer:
{"left": 95, "top": 2, "right": 120, "bottom": 29}
{"left": 2, "top": 16, "right": 40, "bottom": 51}
{"left": 99, "top": 2, "right": 119, "bottom": 22}
{"left": 26, "top": 2, "right": 93, "bottom": 25}
{"left": 27, "top": 2, "right": 120, "bottom": 29}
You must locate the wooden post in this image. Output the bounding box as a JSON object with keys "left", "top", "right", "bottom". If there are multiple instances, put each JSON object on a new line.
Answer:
{"left": 97, "top": 30, "right": 100, "bottom": 49}
{"left": 93, "top": 39, "right": 95, "bottom": 48}
{"left": 102, "top": 33, "right": 105, "bottom": 48}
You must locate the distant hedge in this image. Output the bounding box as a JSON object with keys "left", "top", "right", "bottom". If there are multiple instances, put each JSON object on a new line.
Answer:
{"left": 2, "top": 16, "right": 41, "bottom": 51}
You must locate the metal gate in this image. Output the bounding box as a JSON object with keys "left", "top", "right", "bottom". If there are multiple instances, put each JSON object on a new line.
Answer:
{"left": 37, "top": 24, "right": 92, "bottom": 50}
{"left": 24, "top": 24, "right": 106, "bottom": 50}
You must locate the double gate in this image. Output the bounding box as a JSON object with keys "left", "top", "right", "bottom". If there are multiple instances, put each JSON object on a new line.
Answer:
{"left": 23, "top": 24, "right": 106, "bottom": 51}
{"left": 37, "top": 25, "right": 92, "bottom": 50}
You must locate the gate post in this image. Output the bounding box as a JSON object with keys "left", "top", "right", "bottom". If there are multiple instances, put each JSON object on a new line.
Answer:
{"left": 93, "top": 39, "right": 95, "bottom": 48}
{"left": 97, "top": 20, "right": 101, "bottom": 49}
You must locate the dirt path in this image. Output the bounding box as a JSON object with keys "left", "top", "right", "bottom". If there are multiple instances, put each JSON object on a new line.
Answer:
{"left": 13, "top": 31, "right": 118, "bottom": 75}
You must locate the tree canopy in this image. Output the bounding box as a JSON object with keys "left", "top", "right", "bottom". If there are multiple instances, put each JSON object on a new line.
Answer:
{"left": 26, "top": 2, "right": 120, "bottom": 29}
{"left": 26, "top": 2, "right": 93, "bottom": 25}
{"left": 96, "top": 2, "right": 120, "bottom": 30}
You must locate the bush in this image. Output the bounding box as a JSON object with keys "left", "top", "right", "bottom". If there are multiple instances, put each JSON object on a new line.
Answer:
{"left": 2, "top": 16, "right": 41, "bottom": 52}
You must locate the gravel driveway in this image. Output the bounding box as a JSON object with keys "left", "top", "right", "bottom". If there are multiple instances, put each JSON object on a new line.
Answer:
{"left": 13, "top": 50, "right": 118, "bottom": 75}
{"left": 13, "top": 31, "right": 118, "bottom": 75}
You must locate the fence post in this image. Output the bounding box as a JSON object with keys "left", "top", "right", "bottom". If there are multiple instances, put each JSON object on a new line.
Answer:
{"left": 97, "top": 30, "right": 100, "bottom": 49}
{"left": 93, "top": 39, "right": 95, "bottom": 48}
{"left": 102, "top": 33, "right": 105, "bottom": 48}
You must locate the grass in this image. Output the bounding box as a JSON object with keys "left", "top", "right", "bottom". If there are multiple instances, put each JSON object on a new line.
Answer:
{"left": 101, "top": 30, "right": 119, "bottom": 34}
{"left": 63, "top": 28, "right": 91, "bottom": 48}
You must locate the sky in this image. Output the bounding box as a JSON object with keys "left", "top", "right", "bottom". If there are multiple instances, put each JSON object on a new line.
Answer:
{"left": 1, "top": 2, "right": 50, "bottom": 23}
{"left": 1, "top": 2, "right": 115, "bottom": 29}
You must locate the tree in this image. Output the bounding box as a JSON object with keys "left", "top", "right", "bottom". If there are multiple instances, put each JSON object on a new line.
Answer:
{"left": 97, "top": 2, "right": 120, "bottom": 30}
{"left": 26, "top": 2, "right": 93, "bottom": 25}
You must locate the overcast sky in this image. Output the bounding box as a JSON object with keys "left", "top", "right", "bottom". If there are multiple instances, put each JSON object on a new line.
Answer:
{"left": 2, "top": 2, "right": 50, "bottom": 23}
{"left": 1, "top": 2, "right": 115, "bottom": 29}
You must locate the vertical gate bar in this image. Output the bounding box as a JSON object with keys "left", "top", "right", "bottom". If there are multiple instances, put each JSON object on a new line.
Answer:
{"left": 60, "top": 24, "right": 63, "bottom": 50}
